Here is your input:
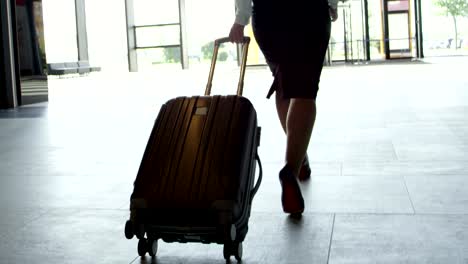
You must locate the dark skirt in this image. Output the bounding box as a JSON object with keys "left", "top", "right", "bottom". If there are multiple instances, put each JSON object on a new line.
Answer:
{"left": 252, "top": 1, "right": 331, "bottom": 99}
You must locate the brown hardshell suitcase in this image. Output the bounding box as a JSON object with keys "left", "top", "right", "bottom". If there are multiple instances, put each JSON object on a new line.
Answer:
{"left": 124, "top": 37, "right": 262, "bottom": 262}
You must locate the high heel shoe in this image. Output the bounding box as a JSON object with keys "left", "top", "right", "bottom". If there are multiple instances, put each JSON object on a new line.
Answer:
{"left": 279, "top": 164, "right": 305, "bottom": 215}
{"left": 298, "top": 157, "right": 311, "bottom": 182}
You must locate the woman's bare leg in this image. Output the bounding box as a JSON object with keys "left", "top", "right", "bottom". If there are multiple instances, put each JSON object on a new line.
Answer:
{"left": 278, "top": 97, "right": 316, "bottom": 214}
{"left": 285, "top": 98, "right": 317, "bottom": 176}
{"left": 275, "top": 91, "right": 289, "bottom": 133}
{"left": 276, "top": 92, "right": 310, "bottom": 179}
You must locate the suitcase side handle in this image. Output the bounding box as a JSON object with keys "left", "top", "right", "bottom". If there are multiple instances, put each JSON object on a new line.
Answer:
{"left": 251, "top": 152, "right": 263, "bottom": 201}
{"left": 205, "top": 37, "right": 251, "bottom": 96}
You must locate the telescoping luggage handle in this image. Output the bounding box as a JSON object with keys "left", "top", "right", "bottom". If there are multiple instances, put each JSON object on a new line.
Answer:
{"left": 205, "top": 37, "right": 251, "bottom": 97}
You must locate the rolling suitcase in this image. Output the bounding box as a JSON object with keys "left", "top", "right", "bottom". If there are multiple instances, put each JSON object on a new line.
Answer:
{"left": 124, "top": 37, "right": 263, "bottom": 262}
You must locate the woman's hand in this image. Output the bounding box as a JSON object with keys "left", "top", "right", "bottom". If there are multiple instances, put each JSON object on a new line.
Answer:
{"left": 329, "top": 7, "right": 338, "bottom": 22}
{"left": 229, "top": 23, "right": 245, "bottom": 43}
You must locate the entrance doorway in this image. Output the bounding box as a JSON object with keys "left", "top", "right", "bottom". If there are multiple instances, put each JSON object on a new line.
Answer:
{"left": 382, "top": 0, "right": 415, "bottom": 59}
{"left": 329, "top": 0, "right": 367, "bottom": 63}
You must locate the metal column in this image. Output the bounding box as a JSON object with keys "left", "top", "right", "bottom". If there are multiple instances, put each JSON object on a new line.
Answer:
{"left": 75, "top": 0, "right": 89, "bottom": 61}
{"left": 125, "top": 0, "right": 138, "bottom": 72}
{"left": 414, "top": 0, "right": 424, "bottom": 58}
{"left": 178, "top": 0, "right": 189, "bottom": 69}
{"left": 382, "top": 0, "right": 390, "bottom": 59}
{"left": 363, "top": 0, "right": 371, "bottom": 61}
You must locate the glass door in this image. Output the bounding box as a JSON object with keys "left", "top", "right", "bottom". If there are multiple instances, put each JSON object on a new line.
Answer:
{"left": 329, "top": 0, "right": 366, "bottom": 63}
{"left": 383, "top": 0, "right": 414, "bottom": 59}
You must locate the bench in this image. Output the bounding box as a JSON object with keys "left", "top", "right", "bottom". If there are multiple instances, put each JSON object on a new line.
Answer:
{"left": 47, "top": 61, "right": 101, "bottom": 76}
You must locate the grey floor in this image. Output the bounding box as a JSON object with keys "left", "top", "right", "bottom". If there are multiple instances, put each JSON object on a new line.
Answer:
{"left": 1, "top": 57, "right": 468, "bottom": 263}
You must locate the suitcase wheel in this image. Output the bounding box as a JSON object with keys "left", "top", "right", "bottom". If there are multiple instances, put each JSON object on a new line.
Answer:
{"left": 148, "top": 239, "right": 158, "bottom": 257}
{"left": 124, "top": 220, "right": 134, "bottom": 239}
{"left": 137, "top": 238, "right": 158, "bottom": 257}
{"left": 223, "top": 242, "right": 243, "bottom": 262}
{"left": 137, "top": 239, "right": 147, "bottom": 257}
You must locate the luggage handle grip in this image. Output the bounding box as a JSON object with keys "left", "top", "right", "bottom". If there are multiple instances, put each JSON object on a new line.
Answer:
{"left": 205, "top": 37, "right": 251, "bottom": 96}
{"left": 251, "top": 153, "right": 263, "bottom": 202}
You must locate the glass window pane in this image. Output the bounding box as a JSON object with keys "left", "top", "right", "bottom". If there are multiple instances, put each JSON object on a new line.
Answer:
{"left": 330, "top": 5, "right": 346, "bottom": 61}
{"left": 349, "top": 0, "right": 365, "bottom": 62}
{"left": 136, "top": 47, "right": 181, "bottom": 70}
{"left": 368, "top": 0, "right": 385, "bottom": 60}
{"left": 135, "top": 25, "right": 180, "bottom": 47}
{"left": 85, "top": 0, "right": 128, "bottom": 72}
{"left": 42, "top": 0, "right": 78, "bottom": 62}
{"left": 388, "top": 13, "right": 410, "bottom": 51}
{"left": 422, "top": 0, "right": 468, "bottom": 56}
{"left": 134, "top": 0, "right": 179, "bottom": 26}
{"left": 388, "top": 0, "right": 409, "bottom": 12}
{"left": 245, "top": 24, "right": 266, "bottom": 65}
{"left": 185, "top": 0, "right": 237, "bottom": 68}
{"left": 329, "top": 0, "right": 365, "bottom": 62}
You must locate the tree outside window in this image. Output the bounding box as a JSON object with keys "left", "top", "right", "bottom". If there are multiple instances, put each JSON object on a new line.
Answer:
{"left": 434, "top": 0, "right": 468, "bottom": 49}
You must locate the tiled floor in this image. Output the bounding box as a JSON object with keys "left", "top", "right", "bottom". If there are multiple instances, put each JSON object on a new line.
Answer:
{"left": 1, "top": 57, "right": 468, "bottom": 263}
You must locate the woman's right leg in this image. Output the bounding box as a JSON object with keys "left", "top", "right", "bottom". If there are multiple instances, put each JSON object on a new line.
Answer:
{"left": 279, "top": 98, "right": 316, "bottom": 214}
{"left": 276, "top": 92, "right": 311, "bottom": 181}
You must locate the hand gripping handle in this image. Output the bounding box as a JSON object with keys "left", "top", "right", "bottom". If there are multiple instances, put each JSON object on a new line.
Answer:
{"left": 205, "top": 37, "right": 251, "bottom": 96}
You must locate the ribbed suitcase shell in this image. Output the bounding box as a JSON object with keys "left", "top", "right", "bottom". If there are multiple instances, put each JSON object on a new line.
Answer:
{"left": 130, "top": 94, "right": 260, "bottom": 243}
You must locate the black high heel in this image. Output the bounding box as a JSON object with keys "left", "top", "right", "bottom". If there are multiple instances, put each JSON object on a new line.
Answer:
{"left": 279, "top": 164, "right": 305, "bottom": 215}
{"left": 298, "top": 157, "right": 311, "bottom": 181}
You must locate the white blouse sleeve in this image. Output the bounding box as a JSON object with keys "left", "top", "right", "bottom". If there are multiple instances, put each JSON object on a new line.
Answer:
{"left": 235, "top": 0, "right": 252, "bottom": 26}
{"left": 328, "top": 0, "right": 339, "bottom": 9}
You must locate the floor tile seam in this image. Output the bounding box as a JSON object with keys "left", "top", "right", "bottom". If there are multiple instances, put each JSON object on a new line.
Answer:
{"left": 389, "top": 140, "right": 400, "bottom": 161}
{"left": 400, "top": 174, "right": 468, "bottom": 177}
{"left": 0, "top": 175, "right": 136, "bottom": 178}
{"left": 26, "top": 207, "right": 130, "bottom": 213}
{"left": 52, "top": 207, "right": 129, "bottom": 211}
{"left": 309, "top": 174, "right": 468, "bottom": 177}
{"left": 337, "top": 175, "right": 468, "bottom": 177}
{"left": 397, "top": 160, "right": 468, "bottom": 163}
{"left": 251, "top": 212, "right": 335, "bottom": 216}
{"left": 308, "top": 174, "right": 437, "bottom": 179}
{"left": 260, "top": 159, "right": 343, "bottom": 163}
{"left": 22, "top": 209, "right": 53, "bottom": 227}
{"left": 256, "top": 212, "right": 468, "bottom": 216}
{"left": 403, "top": 174, "right": 417, "bottom": 214}
{"left": 332, "top": 212, "right": 468, "bottom": 216}
{"left": 326, "top": 214, "right": 336, "bottom": 264}
{"left": 0, "top": 206, "right": 128, "bottom": 215}
{"left": 129, "top": 256, "right": 139, "bottom": 264}
{"left": 261, "top": 175, "right": 407, "bottom": 181}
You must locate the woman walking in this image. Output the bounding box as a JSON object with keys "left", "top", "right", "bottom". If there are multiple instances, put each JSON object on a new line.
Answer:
{"left": 229, "top": 0, "right": 338, "bottom": 215}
